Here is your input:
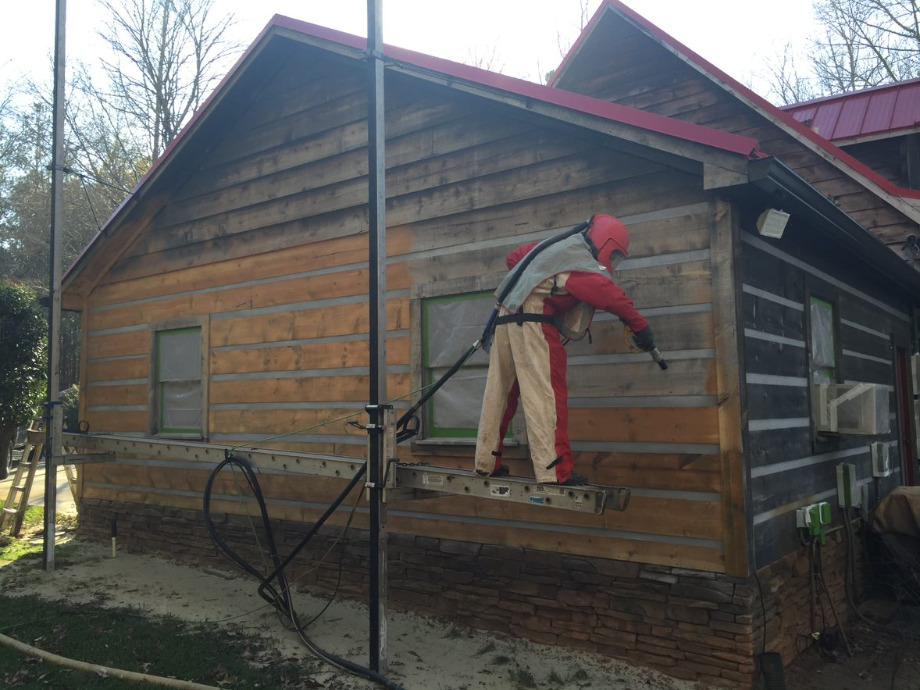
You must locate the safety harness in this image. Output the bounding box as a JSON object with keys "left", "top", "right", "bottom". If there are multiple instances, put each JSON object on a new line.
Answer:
{"left": 493, "top": 312, "right": 556, "bottom": 327}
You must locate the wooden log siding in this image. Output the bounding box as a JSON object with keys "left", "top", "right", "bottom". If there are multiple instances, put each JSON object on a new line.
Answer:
{"left": 76, "top": 60, "right": 745, "bottom": 574}
{"left": 554, "top": 18, "right": 920, "bottom": 247}
{"left": 740, "top": 232, "right": 909, "bottom": 568}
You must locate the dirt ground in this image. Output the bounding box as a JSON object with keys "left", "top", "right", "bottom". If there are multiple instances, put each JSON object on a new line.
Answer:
{"left": 1, "top": 525, "right": 917, "bottom": 689}
{"left": 782, "top": 598, "right": 920, "bottom": 690}
{"left": 0, "top": 530, "right": 694, "bottom": 690}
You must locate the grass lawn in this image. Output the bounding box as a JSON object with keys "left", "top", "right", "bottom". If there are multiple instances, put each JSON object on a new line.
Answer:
{"left": 0, "top": 508, "right": 315, "bottom": 689}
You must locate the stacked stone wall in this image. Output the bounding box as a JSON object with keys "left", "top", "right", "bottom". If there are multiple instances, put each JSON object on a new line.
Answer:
{"left": 78, "top": 499, "right": 864, "bottom": 687}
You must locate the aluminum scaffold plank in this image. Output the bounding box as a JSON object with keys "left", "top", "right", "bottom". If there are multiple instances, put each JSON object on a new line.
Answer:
{"left": 61, "top": 433, "right": 626, "bottom": 515}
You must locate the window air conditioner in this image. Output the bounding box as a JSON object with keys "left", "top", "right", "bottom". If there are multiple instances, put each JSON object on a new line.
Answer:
{"left": 813, "top": 383, "right": 890, "bottom": 435}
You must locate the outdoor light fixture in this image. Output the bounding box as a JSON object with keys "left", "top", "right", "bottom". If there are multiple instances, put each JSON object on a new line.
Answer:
{"left": 756, "top": 208, "right": 790, "bottom": 239}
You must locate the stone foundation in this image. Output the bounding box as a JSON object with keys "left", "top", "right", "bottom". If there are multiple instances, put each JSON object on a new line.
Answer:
{"left": 755, "top": 527, "right": 865, "bottom": 668}
{"left": 76, "top": 499, "right": 866, "bottom": 687}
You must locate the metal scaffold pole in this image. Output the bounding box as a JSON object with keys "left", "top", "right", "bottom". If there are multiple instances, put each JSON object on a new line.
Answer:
{"left": 366, "top": 0, "right": 388, "bottom": 674}
{"left": 43, "top": 0, "right": 67, "bottom": 572}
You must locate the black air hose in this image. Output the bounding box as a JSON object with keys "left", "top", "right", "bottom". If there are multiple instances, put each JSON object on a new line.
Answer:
{"left": 203, "top": 455, "right": 406, "bottom": 690}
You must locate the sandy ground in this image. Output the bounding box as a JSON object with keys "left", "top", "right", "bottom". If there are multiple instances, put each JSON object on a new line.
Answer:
{"left": 2, "top": 463, "right": 691, "bottom": 689}
{"left": 0, "top": 531, "right": 693, "bottom": 690}
{"left": 3, "top": 469, "right": 916, "bottom": 689}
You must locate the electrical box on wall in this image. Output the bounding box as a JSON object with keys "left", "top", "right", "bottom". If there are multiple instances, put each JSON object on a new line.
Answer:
{"left": 813, "top": 383, "right": 890, "bottom": 435}
{"left": 871, "top": 442, "right": 893, "bottom": 478}
{"left": 796, "top": 501, "right": 832, "bottom": 544}
{"left": 836, "top": 463, "right": 861, "bottom": 508}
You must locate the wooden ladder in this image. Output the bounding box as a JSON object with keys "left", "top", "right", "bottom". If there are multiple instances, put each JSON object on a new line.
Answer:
{"left": 0, "top": 422, "right": 45, "bottom": 537}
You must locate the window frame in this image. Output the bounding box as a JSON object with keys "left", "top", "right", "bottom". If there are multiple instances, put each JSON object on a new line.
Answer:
{"left": 806, "top": 291, "right": 843, "bottom": 444}
{"left": 149, "top": 317, "right": 208, "bottom": 439}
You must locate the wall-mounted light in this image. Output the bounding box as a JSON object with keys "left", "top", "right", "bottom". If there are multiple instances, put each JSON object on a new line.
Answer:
{"left": 756, "top": 208, "right": 790, "bottom": 239}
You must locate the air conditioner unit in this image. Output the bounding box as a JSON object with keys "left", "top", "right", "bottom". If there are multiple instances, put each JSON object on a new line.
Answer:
{"left": 871, "top": 442, "right": 893, "bottom": 478}
{"left": 813, "top": 382, "right": 890, "bottom": 435}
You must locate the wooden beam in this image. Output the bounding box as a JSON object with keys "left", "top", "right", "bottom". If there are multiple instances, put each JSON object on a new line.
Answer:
{"left": 709, "top": 198, "right": 750, "bottom": 577}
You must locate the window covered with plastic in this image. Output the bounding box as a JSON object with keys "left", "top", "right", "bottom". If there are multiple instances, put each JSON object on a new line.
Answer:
{"left": 810, "top": 297, "right": 837, "bottom": 384}
{"left": 422, "top": 292, "right": 493, "bottom": 437}
{"left": 156, "top": 327, "right": 202, "bottom": 435}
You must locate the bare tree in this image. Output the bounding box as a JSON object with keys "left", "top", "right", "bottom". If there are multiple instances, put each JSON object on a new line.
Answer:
{"left": 465, "top": 45, "right": 506, "bottom": 74}
{"left": 769, "top": 0, "right": 920, "bottom": 104}
{"left": 767, "top": 44, "right": 822, "bottom": 105}
{"left": 96, "top": 0, "right": 241, "bottom": 159}
{"left": 67, "top": 65, "right": 149, "bottom": 208}
{"left": 543, "top": 0, "right": 596, "bottom": 84}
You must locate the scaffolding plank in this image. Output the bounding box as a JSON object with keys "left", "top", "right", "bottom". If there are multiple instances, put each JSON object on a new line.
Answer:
{"left": 61, "top": 433, "right": 364, "bottom": 480}
{"left": 393, "top": 465, "right": 622, "bottom": 514}
{"left": 61, "top": 434, "right": 624, "bottom": 514}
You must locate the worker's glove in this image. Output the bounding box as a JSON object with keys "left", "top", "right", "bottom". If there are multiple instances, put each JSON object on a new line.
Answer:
{"left": 631, "top": 325, "right": 655, "bottom": 352}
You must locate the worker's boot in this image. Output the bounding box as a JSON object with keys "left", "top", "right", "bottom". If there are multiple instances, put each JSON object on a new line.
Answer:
{"left": 558, "top": 473, "right": 588, "bottom": 486}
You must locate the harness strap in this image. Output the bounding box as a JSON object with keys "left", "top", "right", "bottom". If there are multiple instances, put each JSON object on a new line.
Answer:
{"left": 495, "top": 312, "right": 557, "bottom": 327}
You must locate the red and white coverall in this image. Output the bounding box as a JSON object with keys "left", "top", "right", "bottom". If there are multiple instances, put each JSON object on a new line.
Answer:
{"left": 474, "top": 242, "right": 648, "bottom": 484}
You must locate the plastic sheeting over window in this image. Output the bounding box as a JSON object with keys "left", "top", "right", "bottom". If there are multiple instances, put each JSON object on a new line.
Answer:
{"left": 424, "top": 295, "right": 493, "bottom": 368}
{"left": 427, "top": 367, "right": 488, "bottom": 432}
{"left": 810, "top": 297, "right": 836, "bottom": 384}
{"left": 423, "top": 293, "right": 494, "bottom": 436}
{"left": 156, "top": 327, "right": 202, "bottom": 434}
{"left": 161, "top": 380, "right": 202, "bottom": 431}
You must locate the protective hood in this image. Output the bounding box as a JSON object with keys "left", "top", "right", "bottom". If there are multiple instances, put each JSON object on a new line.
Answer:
{"left": 496, "top": 234, "right": 609, "bottom": 313}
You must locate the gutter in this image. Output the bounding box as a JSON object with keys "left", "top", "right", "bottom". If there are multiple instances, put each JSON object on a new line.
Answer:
{"left": 744, "top": 156, "right": 920, "bottom": 298}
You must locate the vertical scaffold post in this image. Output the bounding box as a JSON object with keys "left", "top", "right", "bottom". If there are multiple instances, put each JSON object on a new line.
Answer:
{"left": 43, "top": 0, "right": 67, "bottom": 572}
{"left": 366, "top": 0, "right": 388, "bottom": 674}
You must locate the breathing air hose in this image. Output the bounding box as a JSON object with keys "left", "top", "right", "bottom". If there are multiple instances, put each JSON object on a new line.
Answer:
{"left": 394, "top": 218, "right": 592, "bottom": 443}
{"left": 203, "top": 454, "right": 406, "bottom": 690}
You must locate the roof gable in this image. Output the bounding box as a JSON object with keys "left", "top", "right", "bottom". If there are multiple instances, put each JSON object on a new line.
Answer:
{"left": 64, "top": 13, "right": 764, "bottom": 302}
{"left": 552, "top": 0, "right": 920, "bottom": 211}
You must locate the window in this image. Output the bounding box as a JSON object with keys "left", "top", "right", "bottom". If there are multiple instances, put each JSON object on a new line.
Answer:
{"left": 422, "top": 291, "right": 494, "bottom": 438}
{"left": 809, "top": 296, "right": 838, "bottom": 384}
{"left": 155, "top": 326, "right": 203, "bottom": 436}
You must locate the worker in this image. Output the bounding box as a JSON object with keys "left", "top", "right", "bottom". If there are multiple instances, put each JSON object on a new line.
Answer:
{"left": 474, "top": 214, "right": 655, "bottom": 486}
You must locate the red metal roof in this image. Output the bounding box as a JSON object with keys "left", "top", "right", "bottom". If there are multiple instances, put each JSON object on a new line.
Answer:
{"left": 783, "top": 78, "right": 920, "bottom": 142}
{"left": 65, "top": 12, "right": 766, "bottom": 283}
{"left": 553, "top": 0, "right": 920, "bottom": 201}
{"left": 266, "top": 15, "right": 760, "bottom": 158}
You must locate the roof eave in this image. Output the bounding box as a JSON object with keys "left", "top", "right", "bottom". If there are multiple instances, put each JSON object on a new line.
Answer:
{"left": 556, "top": 1, "right": 920, "bottom": 216}
{"left": 746, "top": 157, "right": 920, "bottom": 297}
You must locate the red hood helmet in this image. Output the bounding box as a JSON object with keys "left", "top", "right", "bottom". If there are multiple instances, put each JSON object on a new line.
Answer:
{"left": 585, "top": 214, "right": 630, "bottom": 272}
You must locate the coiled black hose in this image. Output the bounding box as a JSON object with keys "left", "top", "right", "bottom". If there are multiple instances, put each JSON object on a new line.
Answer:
{"left": 203, "top": 454, "right": 406, "bottom": 690}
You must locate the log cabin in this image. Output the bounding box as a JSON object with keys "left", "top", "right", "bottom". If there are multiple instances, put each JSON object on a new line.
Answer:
{"left": 63, "top": 4, "right": 920, "bottom": 687}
